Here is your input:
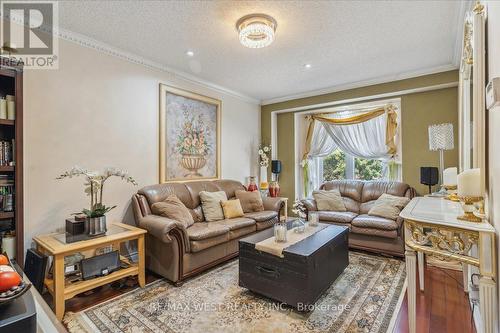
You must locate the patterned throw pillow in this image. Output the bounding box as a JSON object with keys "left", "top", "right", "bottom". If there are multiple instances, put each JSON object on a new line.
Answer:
{"left": 368, "top": 193, "right": 411, "bottom": 220}
{"left": 313, "top": 189, "right": 347, "bottom": 212}
{"left": 199, "top": 191, "right": 228, "bottom": 222}
{"left": 235, "top": 190, "right": 264, "bottom": 213}
{"left": 151, "top": 195, "right": 194, "bottom": 228}
{"left": 221, "top": 199, "right": 245, "bottom": 219}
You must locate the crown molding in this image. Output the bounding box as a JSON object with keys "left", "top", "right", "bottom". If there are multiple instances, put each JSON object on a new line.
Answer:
{"left": 56, "top": 28, "right": 260, "bottom": 105}
{"left": 261, "top": 64, "right": 458, "bottom": 105}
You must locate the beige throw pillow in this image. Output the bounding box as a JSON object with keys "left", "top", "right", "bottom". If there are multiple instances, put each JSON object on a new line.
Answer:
{"left": 313, "top": 189, "right": 346, "bottom": 212}
{"left": 199, "top": 191, "right": 228, "bottom": 222}
{"left": 221, "top": 199, "right": 245, "bottom": 219}
{"left": 368, "top": 193, "right": 411, "bottom": 220}
{"left": 235, "top": 190, "right": 264, "bottom": 213}
{"left": 151, "top": 195, "right": 194, "bottom": 228}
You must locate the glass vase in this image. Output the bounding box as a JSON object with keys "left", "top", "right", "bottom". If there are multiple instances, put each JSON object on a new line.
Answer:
{"left": 292, "top": 219, "right": 306, "bottom": 233}
{"left": 274, "top": 221, "right": 287, "bottom": 242}
{"left": 308, "top": 212, "right": 319, "bottom": 227}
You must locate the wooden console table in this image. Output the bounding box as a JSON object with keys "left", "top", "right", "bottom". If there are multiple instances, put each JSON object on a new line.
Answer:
{"left": 400, "top": 197, "right": 497, "bottom": 333}
{"left": 33, "top": 223, "right": 146, "bottom": 320}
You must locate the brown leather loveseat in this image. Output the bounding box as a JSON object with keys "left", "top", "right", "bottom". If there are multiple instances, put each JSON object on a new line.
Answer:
{"left": 132, "top": 179, "right": 285, "bottom": 284}
{"left": 302, "top": 180, "right": 416, "bottom": 257}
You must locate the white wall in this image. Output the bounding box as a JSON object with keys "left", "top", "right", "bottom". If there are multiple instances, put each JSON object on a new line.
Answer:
{"left": 23, "top": 38, "right": 260, "bottom": 252}
{"left": 485, "top": 0, "right": 500, "bottom": 328}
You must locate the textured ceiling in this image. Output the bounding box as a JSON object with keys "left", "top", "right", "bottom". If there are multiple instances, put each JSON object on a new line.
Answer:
{"left": 58, "top": 1, "right": 463, "bottom": 103}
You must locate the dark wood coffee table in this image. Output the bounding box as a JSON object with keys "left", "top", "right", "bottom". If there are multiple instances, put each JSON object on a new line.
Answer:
{"left": 239, "top": 222, "right": 349, "bottom": 309}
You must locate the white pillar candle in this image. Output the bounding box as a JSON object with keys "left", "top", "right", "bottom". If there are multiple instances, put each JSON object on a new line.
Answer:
{"left": 443, "top": 167, "right": 458, "bottom": 186}
{"left": 457, "top": 168, "right": 482, "bottom": 197}
{"left": 0, "top": 99, "right": 6, "bottom": 119}
{"left": 7, "top": 101, "right": 15, "bottom": 120}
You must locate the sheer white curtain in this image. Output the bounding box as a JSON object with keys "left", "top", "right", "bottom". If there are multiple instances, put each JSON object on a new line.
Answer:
{"left": 321, "top": 109, "right": 392, "bottom": 159}
{"left": 305, "top": 122, "right": 337, "bottom": 194}
{"left": 302, "top": 104, "right": 401, "bottom": 197}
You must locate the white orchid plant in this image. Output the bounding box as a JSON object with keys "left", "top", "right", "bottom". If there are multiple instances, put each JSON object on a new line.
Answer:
{"left": 292, "top": 199, "right": 307, "bottom": 219}
{"left": 259, "top": 144, "right": 271, "bottom": 167}
{"left": 57, "top": 166, "right": 137, "bottom": 218}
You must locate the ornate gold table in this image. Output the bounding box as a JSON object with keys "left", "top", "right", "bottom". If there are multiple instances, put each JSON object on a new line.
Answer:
{"left": 400, "top": 197, "right": 497, "bottom": 333}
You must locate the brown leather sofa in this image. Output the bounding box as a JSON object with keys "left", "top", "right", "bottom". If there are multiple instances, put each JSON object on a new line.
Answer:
{"left": 301, "top": 180, "right": 416, "bottom": 257}
{"left": 132, "top": 179, "right": 285, "bottom": 284}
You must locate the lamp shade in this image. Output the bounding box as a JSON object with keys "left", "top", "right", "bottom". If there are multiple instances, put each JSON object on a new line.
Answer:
{"left": 428, "top": 123, "right": 454, "bottom": 151}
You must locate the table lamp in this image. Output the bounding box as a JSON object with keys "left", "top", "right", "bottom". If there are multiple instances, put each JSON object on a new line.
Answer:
{"left": 428, "top": 123, "right": 454, "bottom": 196}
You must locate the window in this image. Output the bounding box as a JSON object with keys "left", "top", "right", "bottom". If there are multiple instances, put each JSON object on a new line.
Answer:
{"left": 322, "top": 149, "right": 384, "bottom": 182}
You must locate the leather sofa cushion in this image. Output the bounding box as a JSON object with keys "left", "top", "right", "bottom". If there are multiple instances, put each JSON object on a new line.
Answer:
{"left": 151, "top": 195, "right": 195, "bottom": 228}
{"left": 244, "top": 211, "right": 278, "bottom": 222}
{"left": 256, "top": 219, "right": 277, "bottom": 230}
{"left": 190, "top": 234, "right": 229, "bottom": 253}
{"left": 187, "top": 222, "right": 229, "bottom": 241}
{"left": 321, "top": 180, "right": 364, "bottom": 202}
{"left": 361, "top": 181, "right": 410, "bottom": 203}
{"left": 209, "top": 217, "right": 256, "bottom": 231}
{"left": 317, "top": 211, "right": 358, "bottom": 223}
{"left": 351, "top": 214, "right": 398, "bottom": 231}
{"left": 214, "top": 180, "right": 247, "bottom": 199}
{"left": 351, "top": 226, "right": 397, "bottom": 239}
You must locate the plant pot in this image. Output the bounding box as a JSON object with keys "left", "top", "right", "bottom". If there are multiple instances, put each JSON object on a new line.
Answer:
{"left": 85, "top": 216, "right": 107, "bottom": 236}
{"left": 180, "top": 154, "right": 206, "bottom": 177}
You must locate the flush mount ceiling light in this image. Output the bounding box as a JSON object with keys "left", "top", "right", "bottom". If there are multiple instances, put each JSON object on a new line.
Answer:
{"left": 236, "top": 14, "right": 277, "bottom": 48}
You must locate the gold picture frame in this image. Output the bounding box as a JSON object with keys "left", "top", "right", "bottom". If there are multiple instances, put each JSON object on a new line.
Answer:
{"left": 159, "top": 84, "right": 221, "bottom": 183}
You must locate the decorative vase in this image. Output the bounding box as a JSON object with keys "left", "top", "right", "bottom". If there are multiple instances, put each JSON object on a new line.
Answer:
{"left": 180, "top": 154, "right": 206, "bottom": 177}
{"left": 260, "top": 165, "right": 268, "bottom": 187}
{"left": 308, "top": 212, "right": 319, "bottom": 227}
{"left": 269, "top": 181, "right": 280, "bottom": 197}
{"left": 274, "top": 220, "right": 287, "bottom": 242}
{"left": 85, "top": 215, "right": 107, "bottom": 236}
{"left": 292, "top": 219, "right": 306, "bottom": 233}
{"left": 247, "top": 176, "right": 258, "bottom": 192}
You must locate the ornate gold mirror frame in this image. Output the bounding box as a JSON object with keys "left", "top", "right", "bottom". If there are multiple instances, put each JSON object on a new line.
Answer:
{"left": 458, "top": 2, "right": 488, "bottom": 211}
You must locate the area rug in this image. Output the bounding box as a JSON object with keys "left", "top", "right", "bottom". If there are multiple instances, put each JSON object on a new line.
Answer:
{"left": 64, "top": 252, "right": 406, "bottom": 333}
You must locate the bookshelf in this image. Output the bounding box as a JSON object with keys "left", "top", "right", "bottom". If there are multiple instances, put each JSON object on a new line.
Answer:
{"left": 0, "top": 57, "right": 23, "bottom": 266}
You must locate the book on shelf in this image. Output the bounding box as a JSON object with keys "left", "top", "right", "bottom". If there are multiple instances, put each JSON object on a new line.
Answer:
{"left": 0, "top": 140, "right": 14, "bottom": 166}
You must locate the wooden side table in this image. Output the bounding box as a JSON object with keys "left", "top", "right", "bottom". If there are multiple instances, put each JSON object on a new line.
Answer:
{"left": 33, "top": 223, "right": 147, "bottom": 320}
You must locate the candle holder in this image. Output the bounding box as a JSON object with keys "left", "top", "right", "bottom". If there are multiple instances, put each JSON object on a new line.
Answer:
{"left": 273, "top": 220, "right": 287, "bottom": 243}
{"left": 444, "top": 185, "right": 459, "bottom": 202}
{"left": 457, "top": 196, "right": 483, "bottom": 223}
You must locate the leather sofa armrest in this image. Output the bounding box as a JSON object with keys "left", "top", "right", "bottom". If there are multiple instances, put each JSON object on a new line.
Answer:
{"left": 396, "top": 216, "right": 405, "bottom": 236}
{"left": 139, "top": 214, "right": 190, "bottom": 252}
{"left": 301, "top": 198, "right": 318, "bottom": 212}
{"left": 405, "top": 187, "right": 418, "bottom": 199}
{"left": 262, "top": 197, "right": 286, "bottom": 214}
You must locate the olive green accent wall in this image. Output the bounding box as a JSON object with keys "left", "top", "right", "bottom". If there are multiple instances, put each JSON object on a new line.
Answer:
{"left": 262, "top": 71, "right": 459, "bottom": 204}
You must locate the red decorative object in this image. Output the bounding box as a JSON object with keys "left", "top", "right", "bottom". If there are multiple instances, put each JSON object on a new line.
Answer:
{"left": 269, "top": 181, "right": 280, "bottom": 197}
{"left": 247, "top": 176, "right": 258, "bottom": 192}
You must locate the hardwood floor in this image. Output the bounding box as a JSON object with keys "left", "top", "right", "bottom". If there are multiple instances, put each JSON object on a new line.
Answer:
{"left": 44, "top": 262, "right": 476, "bottom": 332}
{"left": 393, "top": 264, "right": 476, "bottom": 333}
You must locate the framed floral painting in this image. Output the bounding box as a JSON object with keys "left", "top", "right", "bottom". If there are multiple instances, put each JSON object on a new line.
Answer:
{"left": 159, "top": 84, "right": 221, "bottom": 183}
